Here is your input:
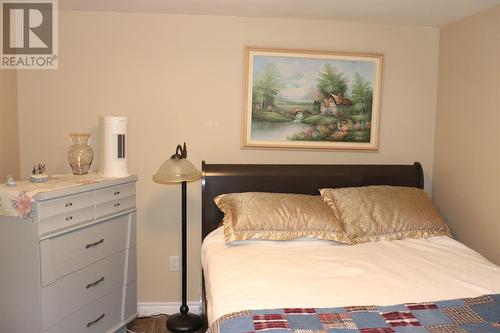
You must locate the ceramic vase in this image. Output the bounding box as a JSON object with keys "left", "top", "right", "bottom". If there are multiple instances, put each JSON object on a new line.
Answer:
{"left": 67, "top": 133, "right": 94, "bottom": 175}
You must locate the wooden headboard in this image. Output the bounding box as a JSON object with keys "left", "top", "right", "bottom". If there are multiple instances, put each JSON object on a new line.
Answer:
{"left": 201, "top": 162, "right": 424, "bottom": 240}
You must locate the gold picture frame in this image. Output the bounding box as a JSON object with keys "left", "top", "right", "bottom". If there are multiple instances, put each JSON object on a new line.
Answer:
{"left": 242, "top": 47, "right": 383, "bottom": 151}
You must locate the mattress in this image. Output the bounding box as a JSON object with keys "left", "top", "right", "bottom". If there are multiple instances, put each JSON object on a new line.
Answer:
{"left": 201, "top": 227, "right": 500, "bottom": 324}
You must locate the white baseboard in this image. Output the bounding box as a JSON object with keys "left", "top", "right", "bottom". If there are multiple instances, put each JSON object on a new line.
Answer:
{"left": 137, "top": 301, "right": 201, "bottom": 317}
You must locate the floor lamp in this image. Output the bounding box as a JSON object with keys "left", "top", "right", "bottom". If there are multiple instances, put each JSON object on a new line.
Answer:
{"left": 153, "top": 143, "right": 202, "bottom": 333}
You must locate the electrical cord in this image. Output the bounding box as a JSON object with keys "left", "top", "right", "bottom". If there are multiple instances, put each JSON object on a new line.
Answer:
{"left": 127, "top": 329, "right": 144, "bottom": 333}
{"left": 135, "top": 313, "right": 169, "bottom": 319}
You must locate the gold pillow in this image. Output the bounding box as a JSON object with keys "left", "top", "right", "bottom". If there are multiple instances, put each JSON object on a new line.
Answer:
{"left": 320, "top": 186, "right": 451, "bottom": 244}
{"left": 214, "top": 192, "right": 351, "bottom": 244}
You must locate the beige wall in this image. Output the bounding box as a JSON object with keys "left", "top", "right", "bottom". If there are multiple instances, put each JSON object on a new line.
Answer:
{"left": 17, "top": 11, "right": 440, "bottom": 303}
{"left": 0, "top": 70, "right": 20, "bottom": 180}
{"left": 433, "top": 6, "right": 500, "bottom": 265}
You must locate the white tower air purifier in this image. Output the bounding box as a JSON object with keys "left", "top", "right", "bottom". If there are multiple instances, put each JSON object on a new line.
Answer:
{"left": 99, "top": 116, "right": 130, "bottom": 178}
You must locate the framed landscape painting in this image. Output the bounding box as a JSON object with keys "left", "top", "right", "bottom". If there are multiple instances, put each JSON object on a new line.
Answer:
{"left": 242, "top": 47, "right": 383, "bottom": 150}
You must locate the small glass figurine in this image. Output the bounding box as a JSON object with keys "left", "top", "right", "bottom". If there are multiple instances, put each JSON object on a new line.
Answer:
{"left": 6, "top": 175, "right": 16, "bottom": 187}
{"left": 30, "top": 163, "right": 49, "bottom": 183}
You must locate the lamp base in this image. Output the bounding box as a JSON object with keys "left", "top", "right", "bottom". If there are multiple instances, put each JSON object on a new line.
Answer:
{"left": 166, "top": 312, "right": 202, "bottom": 333}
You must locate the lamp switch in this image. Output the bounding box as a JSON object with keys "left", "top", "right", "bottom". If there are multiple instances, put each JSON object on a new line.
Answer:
{"left": 169, "top": 256, "right": 180, "bottom": 271}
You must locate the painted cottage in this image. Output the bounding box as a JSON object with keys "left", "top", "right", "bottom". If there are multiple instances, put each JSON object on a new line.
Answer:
{"left": 321, "top": 94, "right": 353, "bottom": 115}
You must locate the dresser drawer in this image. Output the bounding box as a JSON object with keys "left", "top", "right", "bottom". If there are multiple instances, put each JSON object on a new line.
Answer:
{"left": 44, "top": 287, "right": 123, "bottom": 333}
{"left": 40, "top": 214, "right": 129, "bottom": 284}
{"left": 95, "top": 195, "right": 135, "bottom": 219}
{"left": 95, "top": 183, "right": 135, "bottom": 205}
{"left": 41, "top": 251, "right": 126, "bottom": 324}
{"left": 38, "top": 207, "right": 94, "bottom": 237}
{"left": 37, "top": 192, "right": 94, "bottom": 220}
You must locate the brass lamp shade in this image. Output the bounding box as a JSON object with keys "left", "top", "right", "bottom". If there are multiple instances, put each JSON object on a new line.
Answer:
{"left": 153, "top": 157, "right": 201, "bottom": 184}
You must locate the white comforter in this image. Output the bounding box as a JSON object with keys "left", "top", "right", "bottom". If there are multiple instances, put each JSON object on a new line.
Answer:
{"left": 201, "top": 227, "right": 500, "bottom": 324}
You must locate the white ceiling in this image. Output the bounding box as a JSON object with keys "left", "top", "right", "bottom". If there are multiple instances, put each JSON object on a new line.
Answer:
{"left": 59, "top": 0, "right": 500, "bottom": 27}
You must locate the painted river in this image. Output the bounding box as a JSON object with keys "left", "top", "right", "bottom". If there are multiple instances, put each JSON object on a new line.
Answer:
{"left": 251, "top": 121, "right": 313, "bottom": 141}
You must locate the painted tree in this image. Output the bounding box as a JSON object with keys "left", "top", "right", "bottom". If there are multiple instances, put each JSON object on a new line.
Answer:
{"left": 309, "top": 87, "right": 322, "bottom": 113}
{"left": 351, "top": 72, "right": 373, "bottom": 115}
{"left": 252, "top": 63, "right": 284, "bottom": 112}
{"left": 316, "top": 64, "right": 348, "bottom": 97}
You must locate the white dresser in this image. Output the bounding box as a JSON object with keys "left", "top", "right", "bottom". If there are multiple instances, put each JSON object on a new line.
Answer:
{"left": 0, "top": 175, "right": 138, "bottom": 333}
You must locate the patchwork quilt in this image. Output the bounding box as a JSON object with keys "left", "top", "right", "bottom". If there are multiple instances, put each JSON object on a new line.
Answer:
{"left": 207, "top": 294, "right": 500, "bottom": 333}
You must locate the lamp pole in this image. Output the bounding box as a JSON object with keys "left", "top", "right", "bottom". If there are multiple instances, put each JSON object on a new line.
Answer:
{"left": 180, "top": 180, "right": 188, "bottom": 315}
{"left": 166, "top": 180, "right": 202, "bottom": 333}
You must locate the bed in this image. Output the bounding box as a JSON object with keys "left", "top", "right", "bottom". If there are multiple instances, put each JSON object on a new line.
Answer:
{"left": 200, "top": 162, "right": 500, "bottom": 332}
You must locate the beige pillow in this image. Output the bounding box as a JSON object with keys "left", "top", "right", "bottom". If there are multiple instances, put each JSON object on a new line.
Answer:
{"left": 320, "top": 186, "right": 451, "bottom": 244}
{"left": 214, "top": 192, "right": 351, "bottom": 244}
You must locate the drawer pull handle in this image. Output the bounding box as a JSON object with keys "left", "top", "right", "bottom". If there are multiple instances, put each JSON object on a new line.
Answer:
{"left": 65, "top": 202, "right": 73, "bottom": 207}
{"left": 114, "top": 191, "right": 120, "bottom": 195}
{"left": 85, "top": 238, "right": 104, "bottom": 249}
{"left": 86, "top": 276, "right": 104, "bottom": 289}
{"left": 86, "top": 313, "right": 105, "bottom": 328}
{"left": 114, "top": 203, "right": 120, "bottom": 208}
{"left": 65, "top": 216, "right": 73, "bottom": 221}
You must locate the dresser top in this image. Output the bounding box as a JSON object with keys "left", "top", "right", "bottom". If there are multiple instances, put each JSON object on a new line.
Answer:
{"left": 0, "top": 173, "right": 137, "bottom": 218}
